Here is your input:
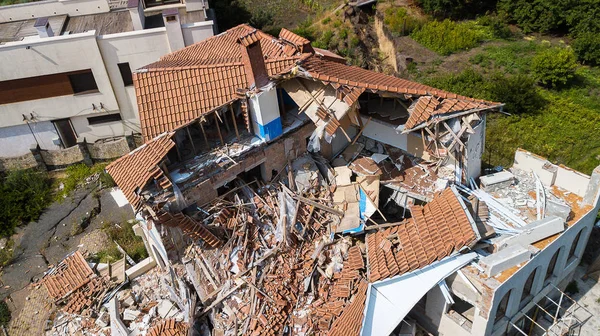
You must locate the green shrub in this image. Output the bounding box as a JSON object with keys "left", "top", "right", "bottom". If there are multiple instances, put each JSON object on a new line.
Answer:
{"left": 313, "top": 30, "right": 333, "bottom": 49}
{"left": 293, "top": 18, "right": 317, "bottom": 41}
{"left": 383, "top": 7, "right": 423, "bottom": 36}
{"left": 248, "top": 8, "right": 274, "bottom": 30}
{"left": 56, "top": 163, "right": 112, "bottom": 199}
{"left": 531, "top": 46, "right": 578, "bottom": 88}
{"left": 573, "top": 32, "right": 600, "bottom": 66}
{"left": 0, "top": 169, "right": 52, "bottom": 236}
{"left": 488, "top": 73, "right": 545, "bottom": 114}
{"left": 321, "top": 17, "right": 331, "bottom": 25}
{"left": 415, "top": 0, "right": 497, "bottom": 19}
{"left": 424, "top": 68, "right": 491, "bottom": 99}
{"left": 411, "top": 20, "right": 488, "bottom": 55}
{"left": 478, "top": 14, "right": 512, "bottom": 39}
{"left": 0, "top": 301, "right": 10, "bottom": 327}
{"left": 332, "top": 19, "right": 342, "bottom": 28}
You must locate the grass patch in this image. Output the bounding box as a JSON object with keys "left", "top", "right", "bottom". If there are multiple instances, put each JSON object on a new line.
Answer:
{"left": 0, "top": 239, "right": 15, "bottom": 267}
{"left": 90, "top": 221, "right": 148, "bottom": 264}
{"left": 383, "top": 6, "right": 424, "bottom": 37}
{"left": 411, "top": 19, "right": 491, "bottom": 55}
{"left": 0, "top": 169, "right": 53, "bottom": 237}
{"left": 55, "top": 163, "right": 114, "bottom": 200}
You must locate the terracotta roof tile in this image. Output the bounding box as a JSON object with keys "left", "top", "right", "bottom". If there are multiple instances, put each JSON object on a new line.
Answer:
{"left": 105, "top": 132, "right": 175, "bottom": 211}
{"left": 329, "top": 279, "right": 368, "bottom": 336}
{"left": 147, "top": 319, "right": 188, "bottom": 336}
{"left": 156, "top": 211, "right": 223, "bottom": 248}
{"left": 367, "top": 188, "right": 477, "bottom": 282}
{"left": 42, "top": 251, "right": 95, "bottom": 300}
{"left": 404, "top": 96, "right": 489, "bottom": 130}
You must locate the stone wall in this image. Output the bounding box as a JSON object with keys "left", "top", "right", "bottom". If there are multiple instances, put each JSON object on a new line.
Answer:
{"left": 40, "top": 145, "right": 86, "bottom": 169}
{"left": 87, "top": 137, "right": 130, "bottom": 161}
{"left": 0, "top": 152, "right": 38, "bottom": 171}
{"left": 0, "top": 135, "right": 139, "bottom": 171}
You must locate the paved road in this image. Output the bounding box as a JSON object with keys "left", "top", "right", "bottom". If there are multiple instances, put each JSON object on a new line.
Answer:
{"left": 0, "top": 187, "right": 134, "bottom": 318}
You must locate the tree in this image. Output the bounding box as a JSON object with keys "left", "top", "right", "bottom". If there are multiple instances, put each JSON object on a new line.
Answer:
{"left": 572, "top": 32, "right": 600, "bottom": 66}
{"left": 488, "top": 74, "right": 545, "bottom": 114}
{"left": 531, "top": 46, "right": 578, "bottom": 88}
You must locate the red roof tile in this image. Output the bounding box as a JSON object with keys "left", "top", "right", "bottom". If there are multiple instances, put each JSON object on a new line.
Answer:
{"left": 404, "top": 96, "right": 489, "bottom": 130}
{"left": 147, "top": 319, "right": 188, "bottom": 336}
{"left": 105, "top": 132, "right": 175, "bottom": 211}
{"left": 42, "top": 251, "right": 95, "bottom": 300}
{"left": 366, "top": 188, "right": 477, "bottom": 282}
{"left": 329, "top": 279, "right": 368, "bottom": 336}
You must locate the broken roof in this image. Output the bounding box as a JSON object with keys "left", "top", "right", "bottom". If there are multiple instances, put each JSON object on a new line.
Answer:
{"left": 105, "top": 132, "right": 175, "bottom": 211}
{"left": 42, "top": 251, "right": 95, "bottom": 300}
{"left": 366, "top": 187, "right": 478, "bottom": 282}
{"left": 133, "top": 24, "right": 501, "bottom": 140}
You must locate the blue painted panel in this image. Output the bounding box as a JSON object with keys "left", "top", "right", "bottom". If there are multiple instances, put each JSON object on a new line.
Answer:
{"left": 342, "top": 189, "right": 367, "bottom": 235}
{"left": 257, "top": 117, "right": 282, "bottom": 141}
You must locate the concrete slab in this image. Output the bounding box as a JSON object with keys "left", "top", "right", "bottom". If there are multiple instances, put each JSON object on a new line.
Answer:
{"left": 480, "top": 245, "right": 531, "bottom": 277}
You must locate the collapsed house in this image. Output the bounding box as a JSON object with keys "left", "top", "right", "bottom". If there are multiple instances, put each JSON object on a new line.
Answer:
{"left": 72, "top": 24, "right": 600, "bottom": 336}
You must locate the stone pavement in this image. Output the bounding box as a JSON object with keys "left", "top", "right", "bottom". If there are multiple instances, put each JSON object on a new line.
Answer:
{"left": 571, "top": 265, "right": 600, "bottom": 336}
{"left": 7, "top": 285, "right": 53, "bottom": 336}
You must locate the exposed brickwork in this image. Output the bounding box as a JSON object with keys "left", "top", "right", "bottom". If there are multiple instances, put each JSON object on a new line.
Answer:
{"left": 147, "top": 319, "right": 188, "bottom": 336}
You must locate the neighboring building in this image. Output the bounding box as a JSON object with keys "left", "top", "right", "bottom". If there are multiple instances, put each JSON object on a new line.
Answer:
{"left": 0, "top": 0, "right": 214, "bottom": 157}
{"left": 100, "top": 25, "right": 599, "bottom": 336}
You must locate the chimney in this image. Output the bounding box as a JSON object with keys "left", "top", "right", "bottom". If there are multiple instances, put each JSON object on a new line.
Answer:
{"left": 238, "top": 30, "right": 269, "bottom": 90}
{"left": 34, "top": 18, "right": 54, "bottom": 38}
{"left": 127, "top": 0, "right": 145, "bottom": 31}
{"left": 162, "top": 9, "right": 185, "bottom": 52}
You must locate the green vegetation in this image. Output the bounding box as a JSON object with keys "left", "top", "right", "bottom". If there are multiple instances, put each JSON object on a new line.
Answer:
{"left": 383, "top": 7, "right": 423, "bottom": 36}
{"left": 0, "top": 239, "right": 15, "bottom": 267}
{"left": 0, "top": 0, "right": 37, "bottom": 6}
{"left": 573, "top": 32, "right": 600, "bottom": 66}
{"left": 531, "top": 46, "right": 578, "bottom": 88}
{"left": 0, "top": 169, "right": 52, "bottom": 237}
{"left": 91, "top": 221, "right": 148, "bottom": 264}
{"left": 55, "top": 163, "right": 114, "bottom": 200}
{"left": 0, "top": 301, "right": 10, "bottom": 328}
{"left": 411, "top": 20, "right": 490, "bottom": 55}
{"left": 416, "top": 0, "right": 497, "bottom": 20}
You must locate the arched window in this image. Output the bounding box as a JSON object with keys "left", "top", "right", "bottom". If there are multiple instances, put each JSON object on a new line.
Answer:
{"left": 568, "top": 229, "right": 584, "bottom": 261}
{"left": 520, "top": 268, "right": 537, "bottom": 307}
{"left": 545, "top": 249, "right": 561, "bottom": 281}
{"left": 495, "top": 290, "right": 511, "bottom": 323}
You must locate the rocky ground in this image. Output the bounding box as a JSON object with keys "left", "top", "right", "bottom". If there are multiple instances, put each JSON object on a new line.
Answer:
{"left": 0, "top": 187, "right": 134, "bottom": 335}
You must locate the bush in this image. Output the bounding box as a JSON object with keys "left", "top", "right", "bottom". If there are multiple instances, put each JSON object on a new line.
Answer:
{"left": 573, "top": 32, "right": 600, "bottom": 66}
{"left": 416, "top": 0, "right": 497, "bottom": 20}
{"left": 56, "top": 163, "right": 112, "bottom": 200}
{"left": 424, "top": 68, "right": 491, "bottom": 99}
{"left": 321, "top": 17, "right": 331, "bottom": 25}
{"left": 313, "top": 30, "right": 333, "bottom": 49}
{"left": 293, "top": 18, "right": 317, "bottom": 41}
{"left": 488, "top": 73, "right": 545, "bottom": 114}
{"left": 0, "top": 169, "right": 52, "bottom": 236}
{"left": 531, "top": 46, "right": 578, "bottom": 88}
{"left": 383, "top": 7, "right": 423, "bottom": 36}
{"left": 411, "top": 20, "right": 488, "bottom": 55}
{"left": 478, "top": 14, "right": 512, "bottom": 39}
{"left": 0, "top": 301, "right": 10, "bottom": 327}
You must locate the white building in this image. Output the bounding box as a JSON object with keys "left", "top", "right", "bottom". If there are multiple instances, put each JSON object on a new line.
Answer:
{"left": 0, "top": 0, "right": 214, "bottom": 157}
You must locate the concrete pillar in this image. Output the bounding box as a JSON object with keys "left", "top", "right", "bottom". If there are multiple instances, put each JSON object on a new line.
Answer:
{"left": 583, "top": 165, "right": 600, "bottom": 205}
{"left": 248, "top": 87, "right": 282, "bottom": 141}
{"left": 29, "top": 145, "right": 47, "bottom": 171}
{"left": 127, "top": 0, "right": 145, "bottom": 31}
{"left": 33, "top": 17, "right": 53, "bottom": 38}
{"left": 162, "top": 8, "right": 185, "bottom": 52}
{"left": 79, "top": 138, "right": 94, "bottom": 166}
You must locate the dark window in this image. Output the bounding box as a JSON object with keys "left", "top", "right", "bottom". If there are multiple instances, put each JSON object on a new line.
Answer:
{"left": 68, "top": 70, "right": 98, "bottom": 93}
{"left": 53, "top": 119, "right": 77, "bottom": 148}
{"left": 568, "top": 230, "right": 584, "bottom": 260}
{"left": 0, "top": 73, "right": 73, "bottom": 104}
{"left": 521, "top": 269, "right": 537, "bottom": 305}
{"left": 87, "top": 113, "right": 122, "bottom": 125}
{"left": 546, "top": 249, "right": 560, "bottom": 281}
{"left": 118, "top": 63, "right": 133, "bottom": 86}
{"left": 495, "top": 290, "right": 511, "bottom": 323}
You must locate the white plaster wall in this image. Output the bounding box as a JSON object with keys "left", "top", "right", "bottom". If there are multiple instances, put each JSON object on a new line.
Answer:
{"left": 181, "top": 21, "right": 214, "bottom": 47}
{"left": 0, "top": 0, "right": 109, "bottom": 23}
{"left": 481, "top": 206, "right": 600, "bottom": 336}
{"left": 97, "top": 28, "right": 171, "bottom": 133}
{"left": 466, "top": 119, "right": 485, "bottom": 181}
{"left": 0, "top": 32, "right": 119, "bottom": 127}
{"left": 360, "top": 116, "right": 408, "bottom": 149}
{"left": 0, "top": 122, "right": 60, "bottom": 156}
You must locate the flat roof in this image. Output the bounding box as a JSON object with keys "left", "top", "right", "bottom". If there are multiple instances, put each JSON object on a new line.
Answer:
{"left": 0, "top": 14, "right": 67, "bottom": 43}
{"left": 63, "top": 10, "right": 133, "bottom": 35}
